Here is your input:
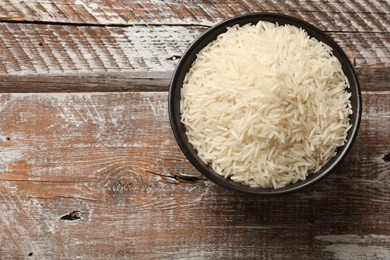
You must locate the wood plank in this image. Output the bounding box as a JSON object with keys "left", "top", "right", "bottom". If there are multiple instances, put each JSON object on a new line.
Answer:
{"left": 0, "top": 24, "right": 388, "bottom": 92}
{"left": 0, "top": 0, "right": 389, "bottom": 33}
{"left": 0, "top": 91, "right": 389, "bottom": 258}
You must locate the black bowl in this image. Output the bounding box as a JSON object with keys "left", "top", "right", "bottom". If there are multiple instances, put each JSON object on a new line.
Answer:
{"left": 168, "top": 13, "right": 362, "bottom": 195}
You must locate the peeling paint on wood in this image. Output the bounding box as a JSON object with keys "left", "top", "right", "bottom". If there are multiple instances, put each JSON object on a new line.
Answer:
{"left": 0, "top": 92, "right": 389, "bottom": 258}
{"left": 316, "top": 235, "right": 390, "bottom": 259}
{"left": 0, "top": 0, "right": 388, "bottom": 33}
{"left": 0, "top": 24, "right": 388, "bottom": 92}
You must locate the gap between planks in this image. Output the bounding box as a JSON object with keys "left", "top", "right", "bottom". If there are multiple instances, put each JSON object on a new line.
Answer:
{"left": 0, "top": 20, "right": 387, "bottom": 34}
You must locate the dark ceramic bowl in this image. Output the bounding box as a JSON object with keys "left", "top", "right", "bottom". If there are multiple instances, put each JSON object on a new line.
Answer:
{"left": 168, "top": 13, "right": 362, "bottom": 195}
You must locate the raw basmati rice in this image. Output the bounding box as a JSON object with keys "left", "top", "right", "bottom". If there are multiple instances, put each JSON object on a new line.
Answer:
{"left": 180, "top": 21, "right": 352, "bottom": 189}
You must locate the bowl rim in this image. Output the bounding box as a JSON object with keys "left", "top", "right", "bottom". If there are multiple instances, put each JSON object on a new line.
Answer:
{"left": 168, "top": 12, "right": 362, "bottom": 195}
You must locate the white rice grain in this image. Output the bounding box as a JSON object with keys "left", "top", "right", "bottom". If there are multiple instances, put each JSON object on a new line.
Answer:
{"left": 180, "top": 21, "right": 352, "bottom": 189}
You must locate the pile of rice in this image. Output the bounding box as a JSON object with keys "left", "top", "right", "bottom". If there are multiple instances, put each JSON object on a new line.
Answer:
{"left": 180, "top": 21, "right": 352, "bottom": 189}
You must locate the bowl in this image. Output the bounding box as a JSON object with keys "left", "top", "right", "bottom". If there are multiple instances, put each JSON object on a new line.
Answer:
{"left": 168, "top": 13, "right": 362, "bottom": 195}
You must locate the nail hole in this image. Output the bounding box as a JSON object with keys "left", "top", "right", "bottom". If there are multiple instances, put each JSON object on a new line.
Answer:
{"left": 38, "top": 42, "right": 43, "bottom": 46}
{"left": 383, "top": 154, "right": 390, "bottom": 162}
{"left": 6, "top": 137, "right": 10, "bottom": 141}
{"left": 60, "top": 211, "right": 81, "bottom": 221}
{"left": 29, "top": 252, "right": 33, "bottom": 256}
{"left": 167, "top": 55, "right": 181, "bottom": 61}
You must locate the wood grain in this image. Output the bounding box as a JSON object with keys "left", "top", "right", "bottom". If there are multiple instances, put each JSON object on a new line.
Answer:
{"left": 0, "top": 1, "right": 389, "bottom": 258}
{"left": 0, "top": 24, "right": 388, "bottom": 92}
{"left": 0, "top": 0, "right": 389, "bottom": 33}
{"left": 0, "top": 91, "right": 389, "bottom": 258}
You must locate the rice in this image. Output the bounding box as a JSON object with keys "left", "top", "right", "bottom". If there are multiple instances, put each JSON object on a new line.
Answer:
{"left": 180, "top": 21, "right": 352, "bottom": 189}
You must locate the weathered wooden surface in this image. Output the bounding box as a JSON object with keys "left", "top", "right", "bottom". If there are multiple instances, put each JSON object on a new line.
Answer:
{"left": 0, "top": 1, "right": 388, "bottom": 92}
{"left": 0, "top": 25, "right": 388, "bottom": 92}
{"left": 0, "top": 0, "right": 389, "bottom": 259}
{"left": 0, "top": 92, "right": 389, "bottom": 259}
{"left": 0, "top": 0, "right": 389, "bottom": 32}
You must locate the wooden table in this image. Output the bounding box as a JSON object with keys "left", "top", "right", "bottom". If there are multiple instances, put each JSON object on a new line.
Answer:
{"left": 0, "top": 1, "right": 389, "bottom": 259}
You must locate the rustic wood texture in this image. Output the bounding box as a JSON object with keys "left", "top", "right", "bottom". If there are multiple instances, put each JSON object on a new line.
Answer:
{"left": 0, "top": 91, "right": 389, "bottom": 259}
{"left": 0, "top": 0, "right": 389, "bottom": 32}
{"left": 0, "top": 0, "right": 389, "bottom": 92}
{"left": 0, "top": 24, "right": 388, "bottom": 92}
{"left": 0, "top": 0, "right": 389, "bottom": 258}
